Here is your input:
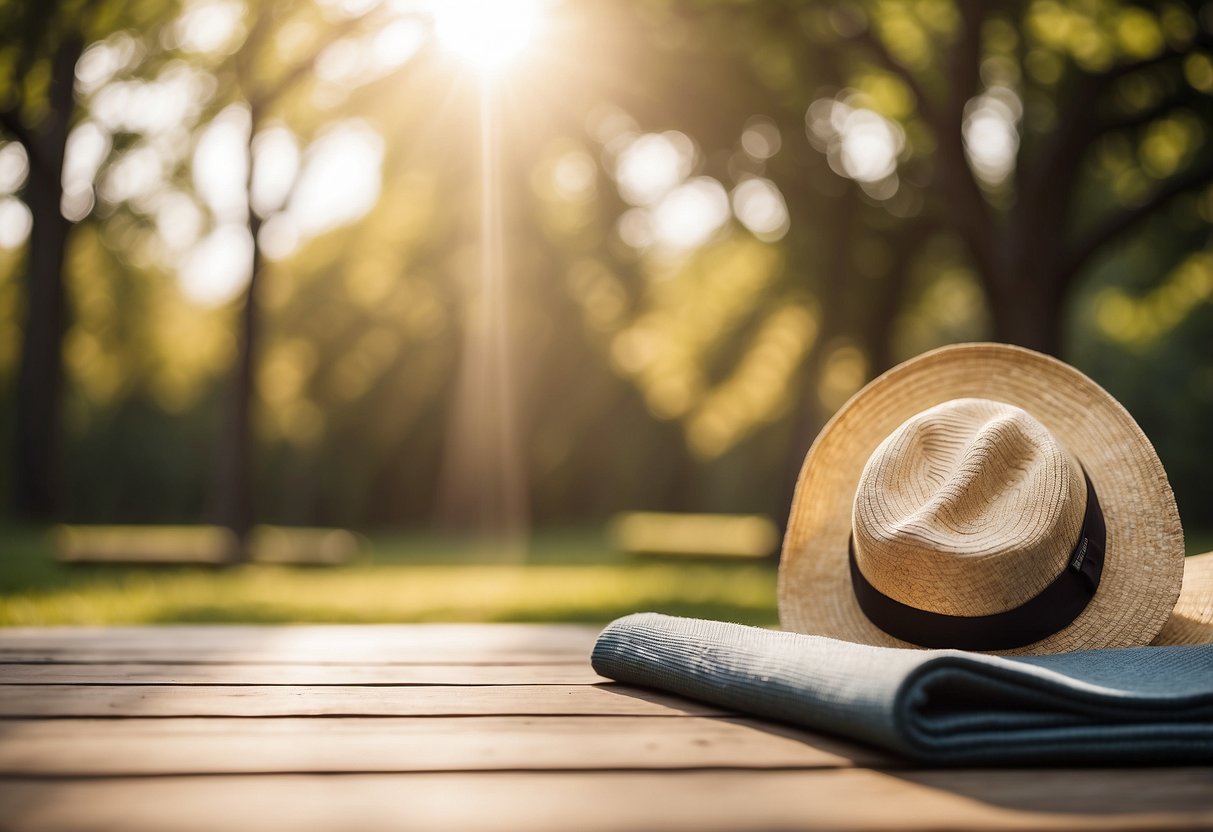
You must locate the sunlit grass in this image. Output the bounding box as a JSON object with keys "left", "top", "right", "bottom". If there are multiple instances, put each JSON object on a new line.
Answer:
{"left": 0, "top": 527, "right": 777, "bottom": 626}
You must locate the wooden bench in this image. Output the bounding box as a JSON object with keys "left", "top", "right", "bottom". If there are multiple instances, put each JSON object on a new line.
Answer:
{"left": 0, "top": 625, "right": 1210, "bottom": 830}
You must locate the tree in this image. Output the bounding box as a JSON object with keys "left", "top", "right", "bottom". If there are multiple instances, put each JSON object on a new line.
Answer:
{"left": 831, "top": 1, "right": 1213, "bottom": 354}
{"left": 0, "top": 1, "right": 90, "bottom": 519}
{"left": 520, "top": 0, "right": 1213, "bottom": 519}
{"left": 0, "top": 0, "right": 192, "bottom": 520}
{"left": 204, "top": 0, "right": 413, "bottom": 555}
{"left": 664, "top": 0, "right": 1213, "bottom": 358}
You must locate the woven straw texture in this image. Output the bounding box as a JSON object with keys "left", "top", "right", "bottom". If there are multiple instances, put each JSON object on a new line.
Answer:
{"left": 779, "top": 343, "right": 1185, "bottom": 654}
{"left": 1155, "top": 552, "right": 1213, "bottom": 645}
{"left": 592, "top": 613, "right": 1213, "bottom": 765}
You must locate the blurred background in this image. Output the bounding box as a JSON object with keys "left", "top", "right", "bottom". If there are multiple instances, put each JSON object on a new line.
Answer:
{"left": 1, "top": 0, "right": 1211, "bottom": 625}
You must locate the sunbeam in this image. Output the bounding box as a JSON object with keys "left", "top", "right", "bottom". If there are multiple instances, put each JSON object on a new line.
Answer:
{"left": 435, "top": 77, "right": 530, "bottom": 556}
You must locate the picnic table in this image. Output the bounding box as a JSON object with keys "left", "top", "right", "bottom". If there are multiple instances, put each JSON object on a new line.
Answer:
{"left": 0, "top": 625, "right": 1210, "bottom": 830}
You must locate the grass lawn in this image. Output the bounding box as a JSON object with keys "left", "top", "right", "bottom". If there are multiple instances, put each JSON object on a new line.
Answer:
{"left": 0, "top": 527, "right": 778, "bottom": 627}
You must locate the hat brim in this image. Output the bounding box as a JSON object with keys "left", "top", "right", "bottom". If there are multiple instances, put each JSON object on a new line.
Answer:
{"left": 778, "top": 343, "right": 1186, "bottom": 655}
{"left": 1153, "top": 551, "right": 1213, "bottom": 645}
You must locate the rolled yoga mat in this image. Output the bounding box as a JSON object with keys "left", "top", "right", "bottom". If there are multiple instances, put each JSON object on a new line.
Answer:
{"left": 591, "top": 613, "right": 1213, "bottom": 765}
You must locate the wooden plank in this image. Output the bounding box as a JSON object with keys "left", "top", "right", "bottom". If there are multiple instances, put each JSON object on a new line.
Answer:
{"left": 0, "top": 716, "right": 887, "bottom": 774}
{"left": 0, "top": 684, "right": 726, "bottom": 717}
{"left": 0, "top": 624, "right": 602, "bottom": 649}
{"left": 1, "top": 770, "right": 1210, "bottom": 831}
{"left": 0, "top": 654, "right": 587, "bottom": 669}
{"left": 0, "top": 663, "right": 606, "bottom": 685}
{"left": 0, "top": 624, "right": 599, "bottom": 664}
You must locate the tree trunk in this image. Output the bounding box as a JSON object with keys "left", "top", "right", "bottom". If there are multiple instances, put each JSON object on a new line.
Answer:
{"left": 860, "top": 222, "right": 934, "bottom": 376}
{"left": 776, "top": 185, "right": 859, "bottom": 528}
{"left": 9, "top": 35, "right": 82, "bottom": 521}
{"left": 987, "top": 275, "right": 1064, "bottom": 357}
{"left": 211, "top": 108, "right": 263, "bottom": 559}
{"left": 212, "top": 238, "right": 262, "bottom": 552}
{"left": 12, "top": 168, "right": 71, "bottom": 519}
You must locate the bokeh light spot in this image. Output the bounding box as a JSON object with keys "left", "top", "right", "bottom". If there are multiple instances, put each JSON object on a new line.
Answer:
{"left": 732, "top": 178, "right": 789, "bottom": 241}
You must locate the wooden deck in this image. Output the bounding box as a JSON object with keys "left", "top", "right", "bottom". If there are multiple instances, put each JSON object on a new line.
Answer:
{"left": 0, "top": 625, "right": 1210, "bottom": 831}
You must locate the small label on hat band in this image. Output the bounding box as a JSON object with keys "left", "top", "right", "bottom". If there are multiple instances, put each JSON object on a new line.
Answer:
{"left": 1069, "top": 537, "right": 1089, "bottom": 573}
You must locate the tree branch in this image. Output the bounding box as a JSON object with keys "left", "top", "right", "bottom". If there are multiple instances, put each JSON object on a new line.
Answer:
{"left": 1061, "top": 158, "right": 1213, "bottom": 281}
{"left": 1098, "top": 91, "right": 1199, "bottom": 137}
{"left": 249, "top": 13, "right": 371, "bottom": 111}
{"left": 947, "top": 2, "right": 985, "bottom": 121}
{"left": 1019, "top": 27, "right": 1210, "bottom": 229}
{"left": 849, "top": 27, "right": 943, "bottom": 131}
{"left": 0, "top": 107, "right": 34, "bottom": 150}
{"left": 1095, "top": 33, "right": 1210, "bottom": 88}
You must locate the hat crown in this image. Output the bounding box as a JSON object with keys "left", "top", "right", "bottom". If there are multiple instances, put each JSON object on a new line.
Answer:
{"left": 852, "top": 398, "right": 1087, "bottom": 617}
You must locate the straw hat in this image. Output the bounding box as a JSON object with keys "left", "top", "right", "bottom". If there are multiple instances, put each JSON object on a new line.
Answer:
{"left": 779, "top": 342, "right": 1210, "bottom": 654}
{"left": 1152, "top": 550, "right": 1213, "bottom": 646}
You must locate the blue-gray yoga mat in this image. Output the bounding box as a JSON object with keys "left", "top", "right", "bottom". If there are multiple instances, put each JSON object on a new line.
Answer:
{"left": 591, "top": 613, "right": 1213, "bottom": 765}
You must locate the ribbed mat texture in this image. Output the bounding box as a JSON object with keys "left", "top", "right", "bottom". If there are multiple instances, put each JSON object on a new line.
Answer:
{"left": 591, "top": 613, "right": 1213, "bottom": 764}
